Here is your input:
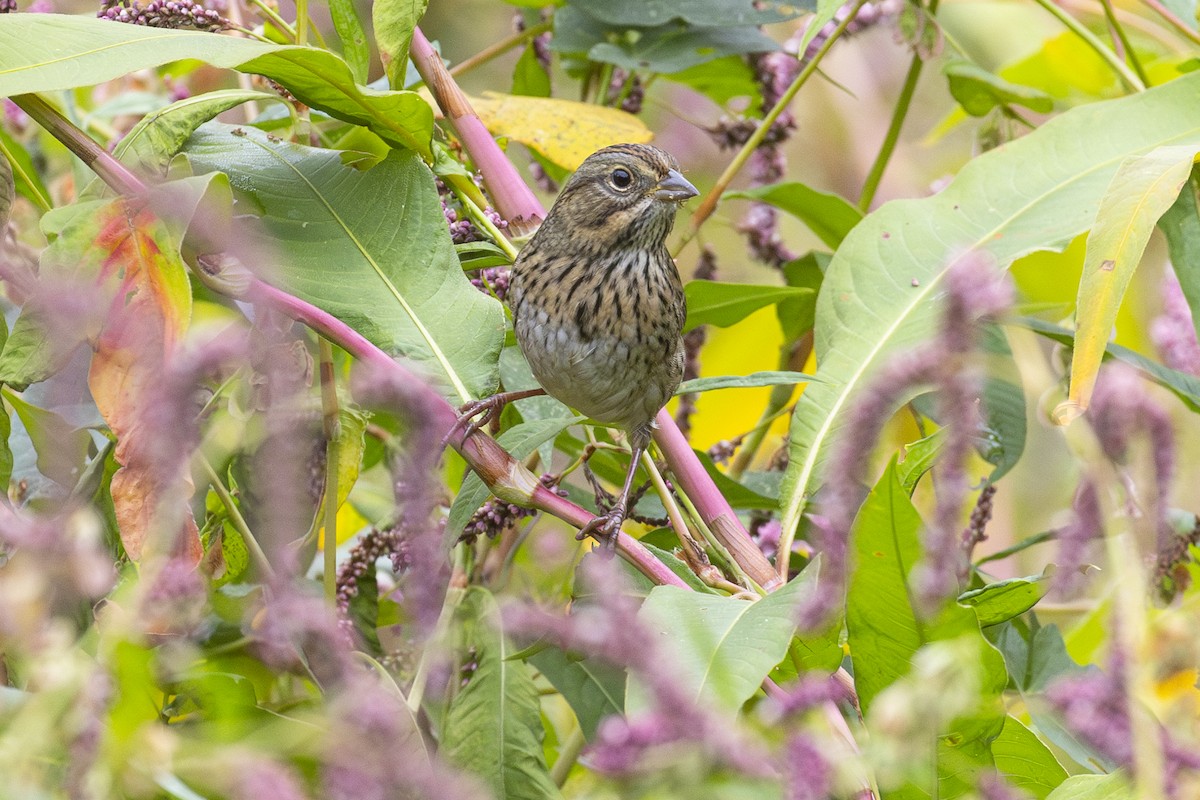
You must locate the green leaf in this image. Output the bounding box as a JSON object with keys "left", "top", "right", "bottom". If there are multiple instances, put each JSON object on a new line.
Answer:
{"left": 0, "top": 128, "right": 51, "bottom": 212}
{"left": 527, "top": 647, "right": 625, "bottom": 741}
{"left": 848, "top": 462, "right": 1008, "bottom": 797}
{"left": 184, "top": 124, "right": 503, "bottom": 402}
{"left": 1158, "top": 169, "right": 1200, "bottom": 340}
{"left": 512, "top": 42, "right": 552, "bottom": 98}
{"left": 111, "top": 89, "right": 284, "bottom": 180}
{"left": 985, "top": 619, "right": 1082, "bottom": 694}
{"left": 898, "top": 429, "right": 945, "bottom": 493}
{"left": 725, "top": 182, "right": 863, "bottom": 249}
{"left": 847, "top": 460, "right": 1005, "bottom": 711}
{"left": 780, "top": 70, "right": 1200, "bottom": 539}
{"left": 444, "top": 416, "right": 583, "bottom": 546}
{"left": 676, "top": 370, "right": 816, "bottom": 395}
{"left": 2, "top": 387, "right": 90, "bottom": 490}
{"left": 1019, "top": 316, "right": 1200, "bottom": 411}
{"left": 565, "top": 0, "right": 805, "bottom": 27}
{"left": 666, "top": 56, "right": 758, "bottom": 110}
{"left": 958, "top": 575, "right": 1047, "bottom": 627}
{"left": 345, "top": 552, "right": 382, "bottom": 653}
{"left": 330, "top": 0, "right": 370, "bottom": 83}
{"left": 1044, "top": 773, "right": 1133, "bottom": 800}
{"left": 553, "top": 7, "right": 779, "bottom": 74}
{"left": 992, "top": 715, "right": 1068, "bottom": 799}
{"left": 631, "top": 561, "right": 823, "bottom": 713}
{"left": 0, "top": 16, "right": 433, "bottom": 156}
{"left": 373, "top": 0, "right": 428, "bottom": 89}
{"left": 979, "top": 376, "right": 1026, "bottom": 481}
{"left": 0, "top": 144, "right": 13, "bottom": 227}
{"left": 943, "top": 60, "right": 1054, "bottom": 116}
{"left": 442, "top": 587, "right": 562, "bottom": 800}
{"left": 684, "top": 280, "right": 813, "bottom": 332}
{"left": 1061, "top": 144, "right": 1197, "bottom": 420}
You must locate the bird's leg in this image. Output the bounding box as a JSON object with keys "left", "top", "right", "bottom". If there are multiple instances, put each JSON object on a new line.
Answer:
{"left": 442, "top": 388, "right": 546, "bottom": 447}
{"left": 577, "top": 429, "right": 650, "bottom": 552}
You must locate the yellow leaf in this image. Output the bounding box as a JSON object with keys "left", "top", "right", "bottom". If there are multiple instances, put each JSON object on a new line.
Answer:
{"left": 1057, "top": 145, "right": 1197, "bottom": 422}
{"left": 470, "top": 92, "right": 652, "bottom": 170}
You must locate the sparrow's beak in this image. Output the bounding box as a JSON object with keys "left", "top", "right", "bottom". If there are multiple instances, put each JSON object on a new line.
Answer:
{"left": 654, "top": 169, "right": 699, "bottom": 202}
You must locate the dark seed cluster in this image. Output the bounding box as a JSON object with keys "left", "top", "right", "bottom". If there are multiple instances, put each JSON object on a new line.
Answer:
{"left": 459, "top": 474, "right": 566, "bottom": 543}
{"left": 98, "top": 0, "right": 227, "bottom": 31}
{"left": 335, "top": 526, "right": 411, "bottom": 636}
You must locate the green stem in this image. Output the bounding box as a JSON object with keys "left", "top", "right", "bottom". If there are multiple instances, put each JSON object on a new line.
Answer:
{"left": 679, "top": 0, "right": 871, "bottom": 250}
{"left": 550, "top": 725, "right": 587, "bottom": 787}
{"left": 0, "top": 135, "right": 51, "bottom": 213}
{"left": 294, "top": 0, "right": 308, "bottom": 45}
{"left": 1138, "top": 0, "right": 1200, "bottom": 46}
{"left": 244, "top": 0, "right": 299, "bottom": 42}
{"left": 857, "top": 28, "right": 929, "bottom": 213}
{"left": 318, "top": 339, "right": 340, "bottom": 603}
{"left": 1030, "top": 0, "right": 1145, "bottom": 91}
{"left": 640, "top": 450, "right": 700, "bottom": 557}
{"left": 199, "top": 454, "right": 274, "bottom": 578}
{"left": 455, "top": 186, "right": 520, "bottom": 261}
{"left": 1098, "top": 0, "right": 1151, "bottom": 86}
{"left": 449, "top": 20, "right": 552, "bottom": 78}
{"left": 675, "top": 483, "right": 758, "bottom": 593}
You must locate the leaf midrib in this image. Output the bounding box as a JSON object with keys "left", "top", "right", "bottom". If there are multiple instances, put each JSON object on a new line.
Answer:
{"left": 247, "top": 136, "right": 472, "bottom": 402}
{"left": 782, "top": 122, "right": 1200, "bottom": 535}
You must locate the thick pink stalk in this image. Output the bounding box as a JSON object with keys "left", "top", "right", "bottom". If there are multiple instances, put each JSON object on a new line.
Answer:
{"left": 410, "top": 29, "right": 544, "bottom": 235}
{"left": 411, "top": 30, "right": 779, "bottom": 590}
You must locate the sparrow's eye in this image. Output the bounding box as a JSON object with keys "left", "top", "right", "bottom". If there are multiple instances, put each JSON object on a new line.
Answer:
{"left": 609, "top": 168, "right": 633, "bottom": 190}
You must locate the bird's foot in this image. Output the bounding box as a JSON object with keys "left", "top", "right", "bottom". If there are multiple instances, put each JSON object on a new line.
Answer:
{"left": 442, "top": 389, "right": 546, "bottom": 447}
{"left": 576, "top": 506, "right": 626, "bottom": 553}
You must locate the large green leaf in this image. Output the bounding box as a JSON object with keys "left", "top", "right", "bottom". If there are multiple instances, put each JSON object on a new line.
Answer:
{"left": 1156, "top": 169, "right": 1200, "bottom": 341}
{"left": 552, "top": 7, "right": 780, "bottom": 74}
{"left": 992, "top": 715, "right": 1068, "bottom": 799}
{"left": 683, "top": 280, "right": 813, "bottom": 332}
{"left": 780, "top": 71, "right": 1200, "bottom": 537}
{"left": 184, "top": 124, "right": 503, "bottom": 402}
{"left": 630, "top": 560, "right": 822, "bottom": 713}
{"left": 846, "top": 460, "right": 1007, "bottom": 711}
{"left": 0, "top": 15, "right": 432, "bottom": 156}
{"left": 1044, "top": 773, "right": 1132, "bottom": 800}
{"left": 442, "top": 588, "right": 562, "bottom": 800}
{"left": 847, "top": 461, "right": 1007, "bottom": 797}
{"left": 1062, "top": 144, "right": 1197, "bottom": 419}
{"left": 330, "top": 0, "right": 370, "bottom": 83}
{"left": 565, "top": 0, "right": 804, "bottom": 27}
{"left": 373, "top": 0, "right": 428, "bottom": 88}
{"left": 527, "top": 647, "right": 625, "bottom": 741}
{"left": 725, "top": 182, "right": 863, "bottom": 249}
{"left": 112, "top": 89, "right": 284, "bottom": 179}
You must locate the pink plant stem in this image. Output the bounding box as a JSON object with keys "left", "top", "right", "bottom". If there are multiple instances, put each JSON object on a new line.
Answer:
{"left": 410, "top": 28, "right": 544, "bottom": 236}
{"left": 410, "top": 27, "right": 779, "bottom": 591}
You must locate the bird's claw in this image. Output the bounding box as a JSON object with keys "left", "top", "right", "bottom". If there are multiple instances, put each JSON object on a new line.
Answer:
{"left": 576, "top": 508, "right": 625, "bottom": 553}
{"left": 443, "top": 395, "right": 507, "bottom": 448}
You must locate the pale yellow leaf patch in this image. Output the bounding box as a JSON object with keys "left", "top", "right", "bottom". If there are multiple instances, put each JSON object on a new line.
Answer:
{"left": 469, "top": 92, "right": 652, "bottom": 170}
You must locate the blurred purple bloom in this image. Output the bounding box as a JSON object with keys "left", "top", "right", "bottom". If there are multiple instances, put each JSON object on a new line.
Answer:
{"left": 1151, "top": 272, "right": 1200, "bottom": 376}
{"left": 503, "top": 559, "right": 772, "bottom": 778}
{"left": 233, "top": 759, "right": 310, "bottom": 800}
{"left": 1088, "top": 365, "right": 1176, "bottom": 559}
{"left": 783, "top": 734, "right": 832, "bottom": 800}
{"left": 803, "top": 255, "right": 1011, "bottom": 628}
{"left": 1053, "top": 479, "right": 1104, "bottom": 596}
